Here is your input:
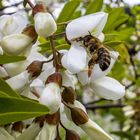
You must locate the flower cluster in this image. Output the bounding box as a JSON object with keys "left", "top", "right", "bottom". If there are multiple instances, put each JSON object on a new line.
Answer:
{"left": 0, "top": 0, "right": 125, "bottom": 140}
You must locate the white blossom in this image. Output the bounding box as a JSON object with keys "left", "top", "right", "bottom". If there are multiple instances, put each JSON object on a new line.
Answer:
{"left": 39, "top": 122, "right": 56, "bottom": 140}
{"left": 0, "top": 34, "right": 33, "bottom": 56}
{"left": 34, "top": 12, "right": 57, "bottom": 37}
{"left": 39, "top": 82, "right": 61, "bottom": 114}
{"left": 0, "top": 11, "right": 28, "bottom": 39}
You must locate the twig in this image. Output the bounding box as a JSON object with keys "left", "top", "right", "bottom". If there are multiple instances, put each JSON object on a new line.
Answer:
{"left": 85, "top": 104, "right": 126, "bottom": 110}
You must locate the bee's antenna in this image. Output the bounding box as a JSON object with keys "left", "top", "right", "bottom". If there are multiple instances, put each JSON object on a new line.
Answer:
{"left": 88, "top": 31, "right": 92, "bottom": 36}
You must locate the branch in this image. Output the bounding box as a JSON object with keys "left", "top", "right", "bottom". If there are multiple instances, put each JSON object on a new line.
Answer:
{"left": 85, "top": 104, "right": 125, "bottom": 110}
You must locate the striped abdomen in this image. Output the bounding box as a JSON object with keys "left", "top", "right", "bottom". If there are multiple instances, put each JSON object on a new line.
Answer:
{"left": 97, "top": 47, "right": 111, "bottom": 71}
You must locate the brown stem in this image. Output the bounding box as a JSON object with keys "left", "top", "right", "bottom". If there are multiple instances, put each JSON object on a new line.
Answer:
{"left": 42, "top": 57, "right": 54, "bottom": 64}
{"left": 85, "top": 104, "right": 126, "bottom": 110}
{"left": 27, "top": 0, "right": 34, "bottom": 8}
{"left": 47, "top": 32, "right": 66, "bottom": 40}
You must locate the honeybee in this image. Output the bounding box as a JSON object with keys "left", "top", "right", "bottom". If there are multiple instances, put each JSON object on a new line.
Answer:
{"left": 74, "top": 34, "right": 111, "bottom": 77}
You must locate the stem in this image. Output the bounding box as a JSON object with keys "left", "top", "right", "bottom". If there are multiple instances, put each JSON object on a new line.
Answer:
{"left": 27, "top": 0, "right": 34, "bottom": 8}
{"left": 60, "top": 121, "right": 67, "bottom": 130}
{"left": 85, "top": 104, "right": 126, "bottom": 110}
{"left": 47, "top": 32, "right": 66, "bottom": 40}
{"left": 57, "top": 21, "right": 71, "bottom": 26}
{"left": 42, "top": 57, "right": 54, "bottom": 64}
{"left": 49, "top": 36, "right": 58, "bottom": 72}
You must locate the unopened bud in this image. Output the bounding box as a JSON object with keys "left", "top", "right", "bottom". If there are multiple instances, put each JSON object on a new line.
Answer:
{"left": 26, "top": 61, "right": 43, "bottom": 77}
{"left": 45, "top": 111, "right": 60, "bottom": 125}
{"left": 62, "top": 87, "right": 76, "bottom": 104}
{"left": 22, "top": 25, "right": 38, "bottom": 43}
{"left": 66, "top": 129, "right": 80, "bottom": 140}
{"left": 12, "top": 121, "right": 24, "bottom": 133}
{"left": 70, "top": 107, "right": 88, "bottom": 125}
{"left": 32, "top": 4, "right": 46, "bottom": 16}
{"left": 46, "top": 72, "right": 62, "bottom": 86}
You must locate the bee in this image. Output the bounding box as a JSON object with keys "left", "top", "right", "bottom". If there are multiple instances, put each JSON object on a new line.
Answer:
{"left": 74, "top": 34, "right": 111, "bottom": 77}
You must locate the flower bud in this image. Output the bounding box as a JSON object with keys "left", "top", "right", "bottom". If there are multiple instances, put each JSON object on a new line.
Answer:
{"left": 70, "top": 107, "right": 88, "bottom": 125}
{"left": 80, "top": 119, "right": 113, "bottom": 140}
{"left": 32, "top": 4, "right": 46, "bottom": 16}
{"left": 40, "top": 82, "right": 61, "bottom": 114}
{"left": 34, "top": 12, "right": 57, "bottom": 37}
{"left": 16, "top": 122, "right": 41, "bottom": 140}
{"left": 66, "top": 129, "right": 80, "bottom": 140}
{"left": 26, "top": 60, "right": 43, "bottom": 77}
{"left": 0, "top": 34, "right": 33, "bottom": 56}
{"left": 22, "top": 25, "right": 38, "bottom": 43}
{"left": 62, "top": 87, "right": 76, "bottom": 104}
{"left": 45, "top": 111, "right": 60, "bottom": 125}
{"left": 46, "top": 72, "right": 62, "bottom": 86}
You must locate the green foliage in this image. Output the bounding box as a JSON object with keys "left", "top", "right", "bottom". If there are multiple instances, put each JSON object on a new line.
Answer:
{"left": 0, "top": 55, "right": 26, "bottom": 64}
{"left": 23, "top": 0, "right": 28, "bottom": 7}
{"left": 85, "top": 0, "right": 103, "bottom": 14}
{"left": 0, "top": 96, "right": 49, "bottom": 125}
{"left": 104, "top": 8, "right": 129, "bottom": 32}
{"left": 57, "top": 0, "right": 80, "bottom": 22}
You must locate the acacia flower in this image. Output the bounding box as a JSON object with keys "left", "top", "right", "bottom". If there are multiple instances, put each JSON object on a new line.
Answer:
{"left": 33, "top": 3, "right": 57, "bottom": 37}
{"left": 0, "top": 11, "right": 28, "bottom": 39}
{"left": 61, "top": 12, "right": 125, "bottom": 100}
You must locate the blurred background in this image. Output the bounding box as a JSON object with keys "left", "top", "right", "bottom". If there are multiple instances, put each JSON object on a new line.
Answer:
{"left": 0, "top": 0, "right": 140, "bottom": 140}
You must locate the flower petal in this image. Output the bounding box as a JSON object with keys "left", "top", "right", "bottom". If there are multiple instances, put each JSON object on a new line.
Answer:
{"left": 66, "top": 12, "right": 108, "bottom": 41}
{"left": 34, "top": 12, "right": 57, "bottom": 37}
{"left": 39, "top": 83, "right": 61, "bottom": 114}
{"left": 80, "top": 119, "right": 113, "bottom": 140}
{"left": 90, "top": 76, "right": 125, "bottom": 100}
{"left": 91, "top": 51, "right": 119, "bottom": 80}
{"left": 61, "top": 45, "right": 87, "bottom": 74}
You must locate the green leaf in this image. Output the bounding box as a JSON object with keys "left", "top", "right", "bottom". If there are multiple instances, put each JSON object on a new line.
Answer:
{"left": 85, "top": 0, "right": 103, "bottom": 14}
{"left": 104, "top": 40, "right": 123, "bottom": 47}
{"left": 57, "top": 0, "right": 80, "bottom": 22}
{"left": 0, "top": 91, "right": 9, "bottom": 97}
{"left": 0, "top": 78, "right": 20, "bottom": 98}
{"left": 0, "top": 55, "right": 26, "bottom": 64}
{"left": 0, "top": 96, "right": 49, "bottom": 125}
{"left": 104, "top": 8, "right": 129, "bottom": 32}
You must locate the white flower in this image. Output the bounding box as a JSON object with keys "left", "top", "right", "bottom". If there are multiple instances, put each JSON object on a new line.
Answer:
{"left": 61, "top": 44, "right": 87, "bottom": 74}
{"left": 90, "top": 76, "right": 125, "bottom": 100}
{"left": 16, "top": 123, "right": 41, "bottom": 140}
{"left": 0, "top": 46, "right": 3, "bottom": 55}
{"left": 80, "top": 119, "right": 113, "bottom": 140}
{"left": 34, "top": 12, "right": 57, "bottom": 37}
{"left": 61, "top": 12, "right": 125, "bottom": 100}
{"left": 0, "top": 66, "right": 9, "bottom": 78}
{"left": 39, "top": 82, "right": 61, "bottom": 114}
{"left": 66, "top": 12, "right": 108, "bottom": 41}
{"left": 39, "top": 122, "right": 56, "bottom": 140}
{"left": 0, "top": 11, "right": 28, "bottom": 39}
{"left": 0, "top": 127, "right": 15, "bottom": 140}
{"left": 6, "top": 70, "right": 31, "bottom": 93}
{"left": 0, "top": 34, "right": 33, "bottom": 56}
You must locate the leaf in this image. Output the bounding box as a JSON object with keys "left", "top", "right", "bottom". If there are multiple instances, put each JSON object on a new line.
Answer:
{"left": 0, "top": 96, "right": 49, "bottom": 125}
{"left": 104, "top": 8, "right": 129, "bottom": 32}
{"left": 85, "top": 0, "right": 103, "bottom": 14}
{"left": 23, "top": 0, "right": 28, "bottom": 7}
{"left": 57, "top": 0, "right": 80, "bottom": 22}
{"left": 0, "top": 78, "right": 20, "bottom": 98}
{"left": 104, "top": 40, "right": 123, "bottom": 47}
{"left": 0, "top": 55, "right": 26, "bottom": 64}
{"left": 0, "top": 91, "right": 9, "bottom": 97}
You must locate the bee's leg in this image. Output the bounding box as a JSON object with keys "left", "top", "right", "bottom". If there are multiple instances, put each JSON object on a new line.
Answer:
{"left": 88, "top": 54, "right": 98, "bottom": 77}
